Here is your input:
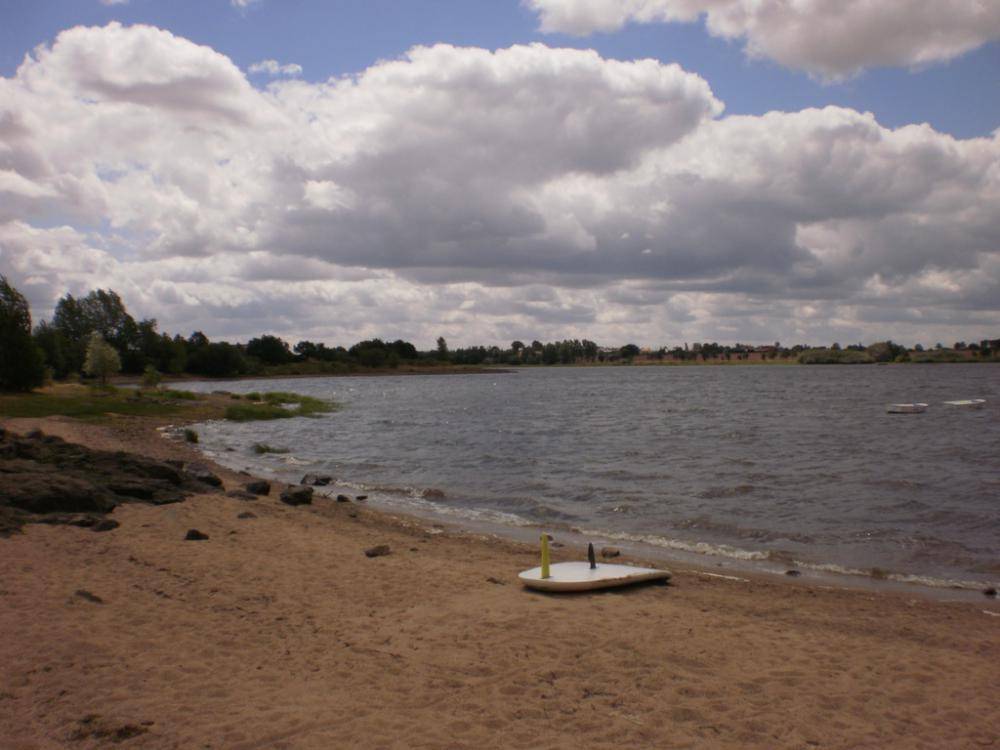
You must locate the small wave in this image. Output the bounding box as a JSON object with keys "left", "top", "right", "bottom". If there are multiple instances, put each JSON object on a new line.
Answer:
{"left": 697, "top": 485, "right": 756, "bottom": 500}
{"left": 575, "top": 529, "right": 771, "bottom": 562}
{"left": 281, "top": 455, "right": 312, "bottom": 466}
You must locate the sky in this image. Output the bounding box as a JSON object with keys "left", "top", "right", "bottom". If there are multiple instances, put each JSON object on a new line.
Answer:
{"left": 1, "top": 0, "right": 998, "bottom": 348}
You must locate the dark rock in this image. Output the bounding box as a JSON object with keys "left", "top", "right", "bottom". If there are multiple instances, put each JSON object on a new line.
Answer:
{"left": 279, "top": 485, "right": 313, "bottom": 506}
{"left": 93, "top": 519, "right": 119, "bottom": 532}
{"left": 336, "top": 494, "right": 351, "bottom": 503}
{"left": 107, "top": 481, "right": 156, "bottom": 500}
{"left": 237, "top": 511, "right": 257, "bottom": 519}
{"left": 600, "top": 546, "right": 620, "bottom": 558}
{"left": 184, "top": 529, "right": 209, "bottom": 541}
{"left": 984, "top": 587, "right": 997, "bottom": 598}
{"left": 486, "top": 576, "right": 506, "bottom": 585}
{"left": 0, "top": 430, "right": 220, "bottom": 531}
{"left": 226, "top": 490, "right": 258, "bottom": 501}
{"left": 422, "top": 488, "right": 445, "bottom": 500}
{"left": 301, "top": 474, "right": 332, "bottom": 486}
{"left": 75, "top": 589, "right": 104, "bottom": 604}
{"left": 355, "top": 495, "right": 368, "bottom": 501}
{"left": 183, "top": 463, "right": 223, "bottom": 488}
{"left": 245, "top": 480, "right": 271, "bottom": 496}
{"left": 785, "top": 569, "right": 802, "bottom": 577}
{"left": 1, "top": 474, "right": 117, "bottom": 515}
{"left": 364, "top": 544, "right": 391, "bottom": 558}
{"left": 25, "top": 429, "right": 44, "bottom": 439}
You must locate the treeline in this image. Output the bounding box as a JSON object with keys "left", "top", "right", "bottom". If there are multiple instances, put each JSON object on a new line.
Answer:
{"left": 2, "top": 276, "right": 997, "bottom": 393}
{"left": 0, "top": 279, "right": 621, "bottom": 390}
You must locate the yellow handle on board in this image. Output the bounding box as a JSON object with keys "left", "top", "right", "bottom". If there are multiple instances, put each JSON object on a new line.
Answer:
{"left": 540, "top": 534, "right": 551, "bottom": 579}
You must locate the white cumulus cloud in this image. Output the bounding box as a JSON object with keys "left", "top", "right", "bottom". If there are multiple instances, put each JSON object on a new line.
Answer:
{"left": 526, "top": 0, "right": 1000, "bottom": 79}
{"left": 1, "top": 22, "right": 998, "bottom": 347}
{"left": 248, "top": 59, "right": 303, "bottom": 77}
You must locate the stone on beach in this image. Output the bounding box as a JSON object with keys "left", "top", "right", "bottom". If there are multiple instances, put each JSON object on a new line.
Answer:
{"left": 600, "top": 547, "right": 621, "bottom": 558}
{"left": 301, "top": 473, "right": 333, "bottom": 486}
{"left": 364, "top": 544, "right": 391, "bottom": 558}
{"left": 184, "top": 529, "right": 209, "bottom": 541}
{"left": 182, "top": 463, "right": 223, "bottom": 488}
{"left": 244, "top": 480, "right": 271, "bottom": 496}
{"left": 280, "top": 486, "right": 313, "bottom": 506}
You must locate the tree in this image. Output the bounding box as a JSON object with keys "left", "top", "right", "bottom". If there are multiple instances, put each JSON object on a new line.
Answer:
{"left": 436, "top": 336, "right": 449, "bottom": 361}
{"left": 141, "top": 364, "right": 162, "bottom": 389}
{"left": 0, "top": 276, "right": 46, "bottom": 392}
{"left": 33, "top": 320, "right": 69, "bottom": 379}
{"left": 619, "top": 343, "right": 641, "bottom": 361}
{"left": 83, "top": 332, "right": 121, "bottom": 385}
{"left": 246, "top": 335, "right": 293, "bottom": 365}
{"left": 51, "top": 289, "right": 142, "bottom": 373}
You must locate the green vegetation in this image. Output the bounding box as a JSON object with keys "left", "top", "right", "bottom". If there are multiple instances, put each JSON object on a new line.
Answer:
{"left": 83, "top": 332, "right": 122, "bottom": 385}
{"left": 142, "top": 365, "right": 163, "bottom": 389}
{"left": 161, "top": 389, "right": 198, "bottom": 400}
{"left": 0, "top": 275, "right": 46, "bottom": 392}
{"left": 183, "top": 428, "right": 199, "bottom": 443}
{"left": 0, "top": 385, "right": 200, "bottom": 420}
{"left": 797, "top": 348, "right": 874, "bottom": 365}
{"left": 0, "top": 277, "right": 995, "bottom": 386}
{"left": 223, "top": 392, "right": 335, "bottom": 422}
{"left": 252, "top": 442, "right": 290, "bottom": 454}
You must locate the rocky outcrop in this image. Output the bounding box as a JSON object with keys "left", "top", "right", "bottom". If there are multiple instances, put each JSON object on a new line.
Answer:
{"left": 0, "top": 429, "right": 223, "bottom": 535}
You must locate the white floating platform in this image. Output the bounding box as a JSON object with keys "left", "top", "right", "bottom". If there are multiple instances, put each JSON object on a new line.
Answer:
{"left": 518, "top": 562, "right": 671, "bottom": 592}
{"left": 886, "top": 403, "right": 927, "bottom": 414}
{"left": 943, "top": 399, "right": 985, "bottom": 408}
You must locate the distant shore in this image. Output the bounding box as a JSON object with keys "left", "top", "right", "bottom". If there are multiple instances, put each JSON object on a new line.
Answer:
{"left": 1, "top": 410, "right": 998, "bottom": 747}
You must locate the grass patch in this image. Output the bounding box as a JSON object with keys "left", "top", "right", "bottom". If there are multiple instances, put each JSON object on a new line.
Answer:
{"left": 0, "top": 385, "right": 200, "bottom": 421}
{"left": 252, "top": 442, "right": 290, "bottom": 454}
{"left": 161, "top": 389, "right": 198, "bottom": 400}
{"left": 224, "top": 391, "right": 335, "bottom": 422}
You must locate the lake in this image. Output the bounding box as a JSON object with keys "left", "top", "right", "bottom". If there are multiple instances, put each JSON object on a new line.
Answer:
{"left": 183, "top": 364, "right": 999, "bottom": 590}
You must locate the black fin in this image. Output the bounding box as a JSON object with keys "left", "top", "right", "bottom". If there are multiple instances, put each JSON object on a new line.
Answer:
{"left": 588, "top": 542, "right": 596, "bottom": 569}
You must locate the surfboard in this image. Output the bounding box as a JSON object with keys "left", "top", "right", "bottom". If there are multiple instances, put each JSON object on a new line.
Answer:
{"left": 518, "top": 561, "right": 671, "bottom": 592}
{"left": 943, "top": 399, "right": 985, "bottom": 408}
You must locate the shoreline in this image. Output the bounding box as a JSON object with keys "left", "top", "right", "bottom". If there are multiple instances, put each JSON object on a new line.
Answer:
{"left": 1, "top": 415, "right": 999, "bottom": 748}
{"left": 189, "top": 422, "right": 1000, "bottom": 603}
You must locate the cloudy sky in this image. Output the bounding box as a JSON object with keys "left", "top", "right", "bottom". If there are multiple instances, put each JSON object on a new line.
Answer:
{"left": 1, "top": 1, "right": 998, "bottom": 348}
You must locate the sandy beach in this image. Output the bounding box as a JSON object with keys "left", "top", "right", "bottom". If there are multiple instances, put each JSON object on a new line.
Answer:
{"left": 1, "top": 415, "right": 998, "bottom": 750}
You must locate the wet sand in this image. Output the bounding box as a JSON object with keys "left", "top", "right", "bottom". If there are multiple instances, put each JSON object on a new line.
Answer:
{"left": 1, "top": 416, "right": 998, "bottom": 749}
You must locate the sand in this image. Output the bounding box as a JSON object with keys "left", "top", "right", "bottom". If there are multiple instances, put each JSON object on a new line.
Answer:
{"left": 1, "top": 416, "right": 998, "bottom": 749}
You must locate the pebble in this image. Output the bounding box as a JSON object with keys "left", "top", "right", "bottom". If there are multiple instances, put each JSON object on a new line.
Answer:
{"left": 184, "top": 529, "right": 209, "bottom": 541}
{"left": 600, "top": 547, "right": 621, "bottom": 558}
{"left": 364, "top": 544, "right": 391, "bottom": 558}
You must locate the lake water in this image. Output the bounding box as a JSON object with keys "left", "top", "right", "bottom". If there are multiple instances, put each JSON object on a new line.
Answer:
{"left": 183, "top": 364, "right": 999, "bottom": 590}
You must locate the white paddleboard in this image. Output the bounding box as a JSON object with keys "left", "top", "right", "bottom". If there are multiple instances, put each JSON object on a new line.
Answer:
{"left": 943, "top": 399, "right": 985, "bottom": 408}
{"left": 518, "top": 561, "right": 671, "bottom": 592}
